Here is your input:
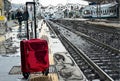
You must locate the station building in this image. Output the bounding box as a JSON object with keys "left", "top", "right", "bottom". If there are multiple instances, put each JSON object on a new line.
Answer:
{"left": 85, "top": 0, "right": 120, "bottom": 21}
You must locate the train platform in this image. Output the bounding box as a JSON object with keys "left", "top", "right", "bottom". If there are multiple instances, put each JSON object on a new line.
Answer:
{"left": 29, "top": 20, "right": 87, "bottom": 81}
{"left": 63, "top": 18, "right": 120, "bottom": 28}
{"left": 7, "top": 20, "right": 18, "bottom": 28}
{"left": 0, "top": 20, "right": 18, "bottom": 42}
{"left": 0, "top": 19, "right": 87, "bottom": 81}
{"left": 86, "top": 20, "right": 120, "bottom": 28}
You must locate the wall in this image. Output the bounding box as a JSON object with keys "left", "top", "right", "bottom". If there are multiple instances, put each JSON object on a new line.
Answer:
{"left": 0, "top": 0, "right": 3, "bottom": 15}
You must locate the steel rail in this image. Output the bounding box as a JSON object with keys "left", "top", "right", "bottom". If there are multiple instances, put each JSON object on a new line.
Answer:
{"left": 45, "top": 20, "right": 114, "bottom": 81}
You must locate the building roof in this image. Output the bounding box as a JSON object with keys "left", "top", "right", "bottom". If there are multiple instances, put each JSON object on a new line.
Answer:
{"left": 84, "top": 0, "right": 116, "bottom": 3}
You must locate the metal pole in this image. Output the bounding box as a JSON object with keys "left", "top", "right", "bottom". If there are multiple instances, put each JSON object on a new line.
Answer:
{"left": 1, "top": 0, "right": 5, "bottom": 15}
{"left": 33, "top": 0, "right": 37, "bottom": 38}
{"left": 33, "top": 2, "right": 37, "bottom": 38}
{"left": 116, "top": 0, "right": 120, "bottom": 21}
{"left": 115, "top": 0, "right": 119, "bottom": 22}
{"left": 26, "top": 4, "right": 29, "bottom": 40}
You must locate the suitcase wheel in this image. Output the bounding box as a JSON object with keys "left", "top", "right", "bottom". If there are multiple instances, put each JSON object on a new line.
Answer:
{"left": 22, "top": 72, "right": 30, "bottom": 79}
{"left": 42, "top": 68, "right": 49, "bottom": 76}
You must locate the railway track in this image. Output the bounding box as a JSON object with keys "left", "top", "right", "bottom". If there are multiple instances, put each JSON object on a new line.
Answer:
{"left": 53, "top": 20, "right": 120, "bottom": 50}
{"left": 46, "top": 20, "right": 120, "bottom": 81}
{"left": 45, "top": 20, "right": 116, "bottom": 81}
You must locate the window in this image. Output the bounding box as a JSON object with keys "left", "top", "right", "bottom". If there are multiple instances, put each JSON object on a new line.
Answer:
{"left": 84, "top": 10, "right": 91, "bottom": 15}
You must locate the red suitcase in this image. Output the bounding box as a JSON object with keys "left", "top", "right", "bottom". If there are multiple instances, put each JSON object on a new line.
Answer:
{"left": 20, "top": 2, "right": 49, "bottom": 79}
{"left": 20, "top": 39, "right": 49, "bottom": 79}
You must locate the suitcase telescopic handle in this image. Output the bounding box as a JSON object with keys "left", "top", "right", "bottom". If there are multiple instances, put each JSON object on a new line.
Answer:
{"left": 26, "top": 2, "right": 37, "bottom": 40}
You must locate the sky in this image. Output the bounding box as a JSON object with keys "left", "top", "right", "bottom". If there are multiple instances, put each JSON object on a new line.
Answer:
{"left": 9, "top": 0, "right": 88, "bottom": 6}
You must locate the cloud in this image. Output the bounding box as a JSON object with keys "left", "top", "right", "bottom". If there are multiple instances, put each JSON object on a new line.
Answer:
{"left": 10, "top": 0, "right": 32, "bottom": 4}
{"left": 40, "top": 0, "right": 67, "bottom": 6}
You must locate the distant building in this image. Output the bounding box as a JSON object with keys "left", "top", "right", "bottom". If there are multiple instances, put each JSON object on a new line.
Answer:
{"left": 40, "top": 3, "right": 88, "bottom": 19}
